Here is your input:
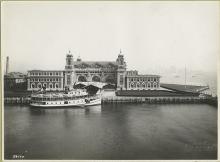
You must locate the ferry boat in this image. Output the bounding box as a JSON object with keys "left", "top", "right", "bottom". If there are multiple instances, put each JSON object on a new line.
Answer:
{"left": 30, "top": 88, "right": 101, "bottom": 108}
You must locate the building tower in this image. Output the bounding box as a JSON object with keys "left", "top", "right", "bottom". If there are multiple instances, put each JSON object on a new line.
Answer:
{"left": 116, "top": 50, "right": 127, "bottom": 90}
{"left": 64, "top": 51, "right": 75, "bottom": 89}
{"left": 6, "top": 56, "right": 9, "bottom": 74}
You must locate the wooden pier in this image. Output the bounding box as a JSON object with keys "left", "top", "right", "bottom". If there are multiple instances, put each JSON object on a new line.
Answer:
{"left": 4, "top": 97, "right": 31, "bottom": 104}
{"left": 102, "top": 96, "right": 217, "bottom": 105}
{"left": 4, "top": 96, "right": 217, "bottom": 106}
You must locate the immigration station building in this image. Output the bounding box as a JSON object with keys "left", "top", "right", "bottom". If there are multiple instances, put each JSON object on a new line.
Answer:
{"left": 27, "top": 51, "right": 160, "bottom": 91}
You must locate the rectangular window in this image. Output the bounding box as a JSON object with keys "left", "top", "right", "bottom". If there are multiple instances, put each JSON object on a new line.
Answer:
{"left": 67, "top": 75, "right": 71, "bottom": 85}
{"left": 120, "top": 75, "right": 123, "bottom": 85}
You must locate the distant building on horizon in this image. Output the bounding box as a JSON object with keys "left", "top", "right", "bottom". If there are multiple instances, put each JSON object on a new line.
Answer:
{"left": 4, "top": 72, "right": 27, "bottom": 90}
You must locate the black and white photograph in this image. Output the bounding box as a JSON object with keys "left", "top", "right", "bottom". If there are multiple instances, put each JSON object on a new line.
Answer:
{"left": 2, "top": 1, "right": 219, "bottom": 160}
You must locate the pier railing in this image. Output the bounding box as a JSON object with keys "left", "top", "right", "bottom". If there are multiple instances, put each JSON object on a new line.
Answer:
{"left": 102, "top": 96, "right": 217, "bottom": 106}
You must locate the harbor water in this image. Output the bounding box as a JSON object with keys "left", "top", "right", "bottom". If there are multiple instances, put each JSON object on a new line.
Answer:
{"left": 4, "top": 104, "right": 217, "bottom": 160}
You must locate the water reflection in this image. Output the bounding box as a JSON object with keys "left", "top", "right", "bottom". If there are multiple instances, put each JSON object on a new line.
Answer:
{"left": 85, "top": 105, "right": 102, "bottom": 114}
{"left": 29, "top": 106, "right": 86, "bottom": 115}
{"left": 4, "top": 104, "right": 217, "bottom": 160}
{"left": 29, "top": 105, "right": 103, "bottom": 116}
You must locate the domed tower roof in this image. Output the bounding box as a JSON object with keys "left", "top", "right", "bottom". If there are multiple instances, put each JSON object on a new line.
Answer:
{"left": 77, "top": 55, "right": 82, "bottom": 62}
{"left": 66, "top": 50, "right": 73, "bottom": 57}
{"left": 116, "top": 49, "right": 126, "bottom": 67}
{"left": 65, "top": 50, "right": 74, "bottom": 70}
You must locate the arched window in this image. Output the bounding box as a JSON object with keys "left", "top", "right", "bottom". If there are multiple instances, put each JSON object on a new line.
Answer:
{"left": 37, "top": 83, "right": 42, "bottom": 89}
{"left": 137, "top": 83, "right": 140, "bottom": 88}
{"left": 105, "top": 75, "right": 115, "bottom": 84}
{"left": 154, "top": 83, "right": 157, "bottom": 88}
{"left": 147, "top": 83, "right": 151, "bottom": 88}
{"left": 78, "top": 75, "right": 87, "bottom": 82}
{"left": 43, "top": 83, "right": 47, "bottom": 88}
{"left": 55, "top": 83, "right": 59, "bottom": 88}
{"left": 142, "top": 83, "right": 145, "bottom": 88}
{"left": 31, "top": 83, "right": 35, "bottom": 88}
{"left": 49, "top": 83, "right": 53, "bottom": 89}
{"left": 92, "top": 76, "right": 101, "bottom": 82}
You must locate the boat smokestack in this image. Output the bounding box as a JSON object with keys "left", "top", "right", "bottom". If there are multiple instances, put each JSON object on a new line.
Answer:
{"left": 6, "top": 56, "right": 9, "bottom": 74}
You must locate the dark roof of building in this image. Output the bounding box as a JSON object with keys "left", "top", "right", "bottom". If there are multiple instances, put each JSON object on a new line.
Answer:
{"left": 116, "top": 90, "right": 199, "bottom": 97}
{"left": 160, "top": 83, "right": 209, "bottom": 93}
{"left": 74, "top": 61, "right": 117, "bottom": 68}
{"left": 73, "top": 83, "right": 86, "bottom": 89}
{"left": 28, "top": 70, "right": 63, "bottom": 72}
{"left": 4, "top": 72, "right": 26, "bottom": 78}
{"left": 126, "top": 74, "right": 160, "bottom": 77}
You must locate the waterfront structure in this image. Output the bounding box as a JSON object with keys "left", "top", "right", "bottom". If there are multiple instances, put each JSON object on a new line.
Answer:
{"left": 73, "top": 59, "right": 118, "bottom": 84}
{"left": 4, "top": 72, "right": 27, "bottom": 90}
{"left": 125, "top": 70, "right": 160, "bottom": 90}
{"left": 27, "top": 50, "right": 129, "bottom": 91}
{"left": 27, "top": 70, "right": 64, "bottom": 91}
{"left": 26, "top": 50, "right": 211, "bottom": 94}
{"left": 116, "top": 83, "right": 210, "bottom": 97}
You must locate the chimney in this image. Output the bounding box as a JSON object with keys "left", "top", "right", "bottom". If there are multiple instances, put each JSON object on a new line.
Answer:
{"left": 6, "top": 56, "right": 9, "bottom": 74}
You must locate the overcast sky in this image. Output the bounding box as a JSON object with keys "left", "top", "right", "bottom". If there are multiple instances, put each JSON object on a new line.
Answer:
{"left": 2, "top": 1, "right": 219, "bottom": 74}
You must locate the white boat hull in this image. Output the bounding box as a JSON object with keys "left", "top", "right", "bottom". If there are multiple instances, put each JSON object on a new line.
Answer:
{"left": 30, "top": 98, "right": 101, "bottom": 108}
{"left": 30, "top": 98, "right": 86, "bottom": 108}
{"left": 30, "top": 103, "right": 85, "bottom": 108}
{"left": 85, "top": 98, "right": 101, "bottom": 106}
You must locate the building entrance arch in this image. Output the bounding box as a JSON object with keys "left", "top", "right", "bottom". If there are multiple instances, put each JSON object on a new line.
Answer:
{"left": 105, "top": 75, "right": 115, "bottom": 84}
{"left": 78, "top": 75, "right": 87, "bottom": 82}
{"left": 92, "top": 75, "right": 101, "bottom": 82}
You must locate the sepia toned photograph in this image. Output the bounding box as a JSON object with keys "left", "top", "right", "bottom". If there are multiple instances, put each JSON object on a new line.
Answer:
{"left": 1, "top": 1, "right": 219, "bottom": 160}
